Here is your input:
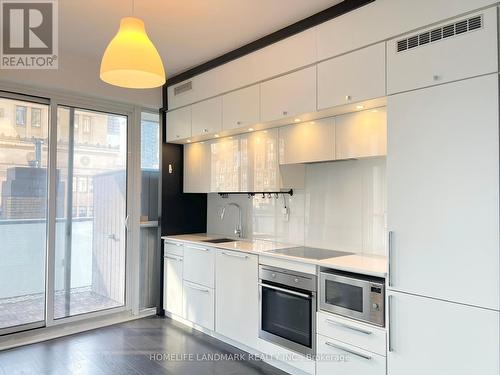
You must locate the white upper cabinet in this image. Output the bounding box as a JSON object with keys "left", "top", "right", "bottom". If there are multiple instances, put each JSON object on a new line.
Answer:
{"left": 260, "top": 66, "right": 317, "bottom": 123}
{"left": 278, "top": 118, "right": 335, "bottom": 164}
{"left": 210, "top": 136, "right": 242, "bottom": 192}
{"left": 317, "top": 43, "right": 386, "bottom": 110}
{"left": 387, "top": 8, "right": 498, "bottom": 95}
{"left": 387, "top": 75, "right": 499, "bottom": 310}
{"left": 335, "top": 108, "right": 387, "bottom": 160}
{"left": 191, "top": 97, "right": 222, "bottom": 137}
{"left": 241, "top": 128, "right": 280, "bottom": 192}
{"left": 166, "top": 106, "right": 191, "bottom": 142}
{"left": 215, "top": 249, "right": 259, "bottom": 348}
{"left": 222, "top": 85, "right": 260, "bottom": 131}
{"left": 184, "top": 141, "right": 211, "bottom": 193}
{"left": 387, "top": 291, "right": 500, "bottom": 375}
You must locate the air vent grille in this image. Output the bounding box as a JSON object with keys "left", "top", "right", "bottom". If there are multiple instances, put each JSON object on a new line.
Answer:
{"left": 174, "top": 81, "right": 193, "bottom": 95}
{"left": 396, "top": 14, "right": 483, "bottom": 53}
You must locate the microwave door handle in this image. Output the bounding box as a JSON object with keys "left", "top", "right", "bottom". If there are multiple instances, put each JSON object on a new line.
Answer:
{"left": 259, "top": 283, "right": 311, "bottom": 299}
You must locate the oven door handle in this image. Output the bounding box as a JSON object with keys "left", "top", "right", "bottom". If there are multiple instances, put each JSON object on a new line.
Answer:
{"left": 259, "top": 283, "right": 311, "bottom": 299}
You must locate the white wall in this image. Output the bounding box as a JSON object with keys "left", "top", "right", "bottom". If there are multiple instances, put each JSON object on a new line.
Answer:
{"left": 0, "top": 50, "right": 162, "bottom": 109}
{"left": 207, "top": 157, "right": 387, "bottom": 255}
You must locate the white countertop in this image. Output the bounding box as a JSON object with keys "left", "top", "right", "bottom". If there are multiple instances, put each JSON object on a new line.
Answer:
{"left": 162, "top": 234, "right": 387, "bottom": 278}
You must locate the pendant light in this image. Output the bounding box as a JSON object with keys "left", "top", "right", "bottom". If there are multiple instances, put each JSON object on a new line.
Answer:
{"left": 100, "top": 0, "right": 165, "bottom": 89}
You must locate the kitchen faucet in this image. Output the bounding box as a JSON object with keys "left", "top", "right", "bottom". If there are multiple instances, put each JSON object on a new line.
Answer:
{"left": 219, "top": 202, "right": 243, "bottom": 238}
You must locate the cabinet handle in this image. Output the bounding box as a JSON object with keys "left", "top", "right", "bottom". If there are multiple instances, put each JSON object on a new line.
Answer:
{"left": 433, "top": 74, "right": 441, "bottom": 81}
{"left": 325, "top": 341, "right": 372, "bottom": 360}
{"left": 185, "top": 245, "right": 209, "bottom": 252}
{"left": 165, "top": 255, "right": 183, "bottom": 262}
{"left": 388, "top": 231, "right": 394, "bottom": 287}
{"left": 175, "top": 135, "right": 180, "bottom": 138}
{"left": 388, "top": 295, "right": 394, "bottom": 352}
{"left": 185, "top": 283, "right": 210, "bottom": 293}
{"left": 325, "top": 318, "right": 372, "bottom": 335}
{"left": 222, "top": 251, "right": 248, "bottom": 259}
{"left": 203, "top": 128, "right": 208, "bottom": 133}
{"left": 345, "top": 95, "right": 352, "bottom": 101}
{"left": 282, "top": 111, "right": 288, "bottom": 116}
{"left": 236, "top": 121, "right": 242, "bottom": 125}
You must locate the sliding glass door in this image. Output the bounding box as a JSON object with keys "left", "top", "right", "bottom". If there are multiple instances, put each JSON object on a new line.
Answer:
{"left": 53, "top": 106, "right": 127, "bottom": 319}
{"left": 0, "top": 95, "right": 50, "bottom": 334}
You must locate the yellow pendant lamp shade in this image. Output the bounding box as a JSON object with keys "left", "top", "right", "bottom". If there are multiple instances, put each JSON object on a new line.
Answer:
{"left": 100, "top": 17, "right": 165, "bottom": 89}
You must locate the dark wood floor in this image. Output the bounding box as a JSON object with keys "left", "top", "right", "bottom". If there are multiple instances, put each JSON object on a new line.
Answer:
{"left": 0, "top": 316, "right": 288, "bottom": 375}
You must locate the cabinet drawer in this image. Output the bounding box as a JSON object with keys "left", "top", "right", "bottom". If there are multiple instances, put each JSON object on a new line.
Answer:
{"left": 183, "top": 281, "right": 214, "bottom": 330}
{"left": 164, "top": 241, "right": 184, "bottom": 256}
{"left": 164, "top": 255, "right": 184, "bottom": 317}
{"left": 183, "top": 244, "right": 215, "bottom": 288}
{"left": 317, "top": 312, "right": 386, "bottom": 356}
{"left": 317, "top": 334, "right": 386, "bottom": 375}
{"left": 260, "top": 66, "right": 316, "bottom": 123}
{"left": 387, "top": 8, "right": 498, "bottom": 95}
{"left": 317, "top": 43, "right": 386, "bottom": 110}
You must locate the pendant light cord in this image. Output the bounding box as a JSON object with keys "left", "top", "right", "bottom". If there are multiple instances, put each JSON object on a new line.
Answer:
{"left": 131, "top": 0, "right": 134, "bottom": 16}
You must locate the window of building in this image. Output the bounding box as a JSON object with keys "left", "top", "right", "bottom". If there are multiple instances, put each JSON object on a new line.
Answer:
{"left": 16, "top": 106, "right": 27, "bottom": 126}
{"left": 82, "top": 115, "right": 91, "bottom": 134}
{"left": 78, "top": 177, "right": 88, "bottom": 193}
{"left": 31, "top": 108, "right": 41, "bottom": 127}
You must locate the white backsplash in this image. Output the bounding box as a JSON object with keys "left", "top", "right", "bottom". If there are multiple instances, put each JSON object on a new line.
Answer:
{"left": 207, "top": 157, "right": 387, "bottom": 256}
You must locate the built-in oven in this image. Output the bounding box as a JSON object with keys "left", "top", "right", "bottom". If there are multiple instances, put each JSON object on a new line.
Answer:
{"left": 259, "top": 265, "right": 317, "bottom": 356}
{"left": 319, "top": 268, "right": 385, "bottom": 327}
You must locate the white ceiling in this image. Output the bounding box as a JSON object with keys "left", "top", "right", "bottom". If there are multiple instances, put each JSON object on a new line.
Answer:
{"left": 60, "top": 0, "right": 343, "bottom": 78}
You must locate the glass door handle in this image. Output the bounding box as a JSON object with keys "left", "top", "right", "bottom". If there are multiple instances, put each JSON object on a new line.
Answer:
{"left": 124, "top": 215, "right": 130, "bottom": 231}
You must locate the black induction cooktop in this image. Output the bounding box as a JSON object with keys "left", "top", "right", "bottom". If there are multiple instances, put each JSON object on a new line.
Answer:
{"left": 265, "top": 247, "right": 352, "bottom": 260}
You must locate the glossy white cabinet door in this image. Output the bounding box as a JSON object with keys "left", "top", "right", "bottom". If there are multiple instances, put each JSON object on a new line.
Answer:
{"left": 317, "top": 335, "right": 386, "bottom": 375}
{"left": 166, "top": 106, "right": 191, "bottom": 142}
{"left": 191, "top": 96, "right": 222, "bottom": 136}
{"left": 222, "top": 85, "right": 260, "bottom": 131}
{"left": 210, "top": 136, "right": 241, "bottom": 192}
{"left": 241, "top": 128, "right": 280, "bottom": 191}
{"left": 215, "top": 249, "right": 259, "bottom": 348}
{"left": 260, "top": 66, "right": 316, "bottom": 122}
{"left": 317, "top": 43, "right": 386, "bottom": 110}
{"left": 387, "top": 75, "right": 499, "bottom": 310}
{"left": 183, "top": 281, "right": 214, "bottom": 330}
{"left": 278, "top": 118, "right": 335, "bottom": 164}
{"left": 182, "top": 245, "right": 215, "bottom": 288}
{"left": 183, "top": 141, "right": 211, "bottom": 193}
{"left": 387, "top": 291, "right": 500, "bottom": 375}
{"left": 335, "top": 108, "right": 387, "bottom": 160}
{"left": 163, "top": 254, "right": 184, "bottom": 317}
{"left": 387, "top": 8, "right": 498, "bottom": 95}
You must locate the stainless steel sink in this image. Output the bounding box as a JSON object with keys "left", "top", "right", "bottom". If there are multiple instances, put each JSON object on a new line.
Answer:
{"left": 202, "top": 238, "right": 236, "bottom": 244}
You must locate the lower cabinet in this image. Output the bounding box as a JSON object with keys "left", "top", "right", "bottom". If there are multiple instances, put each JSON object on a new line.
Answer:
{"left": 316, "top": 335, "right": 386, "bottom": 375}
{"left": 183, "top": 244, "right": 215, "bottom": 288}
{"left": 215, "top": 249, "right": 259, "bottom": 348}
{"left": 163, "top": 253, "right": 184, "bottom": 317}
{"left": 387, "top": 290, "right": 500, "bottom": 375}
{"left": 183, "top": 280, "right": 215, "bottom": 330}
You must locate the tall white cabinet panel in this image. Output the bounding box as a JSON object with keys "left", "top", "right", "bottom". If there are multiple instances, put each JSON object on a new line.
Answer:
{"left": 166, "top": 106, "right": 191, "bottom": 142}
{"left": 317, "top": 43, "right": 386, "bottom": 110}
{"left": 222, "top": 85, "right": 260, "bottom": 131}
{"left": 191, "top": 97, "right": 222, "bottom": 136}
{"left": 335, "top": 108, "right": 387, "bottom": 160}
{"left": 387, "top": 75, "right": 499, "bottom": 310}
{"left": 387, "top": 8, "right": 498, "bottom": 95}
{"left": 387, "top": 291, "right": 500, "bottom": 375}
{"left": 184, "top": 142, "right": 211, "bottom": 193}
{"left": 278, "top": 118, "right": 335, "bottom": 164}
{"left": 163, "top": 254, "right": 184, "bottom": 317}
{"left": 241, "top": 129, "right": 280, "bottom": 192}
{"left": 260, "top": 66, "right": 316, "bottom": 122}
{"left": 215, "top": 249, "right": 259, "bottom": 348}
